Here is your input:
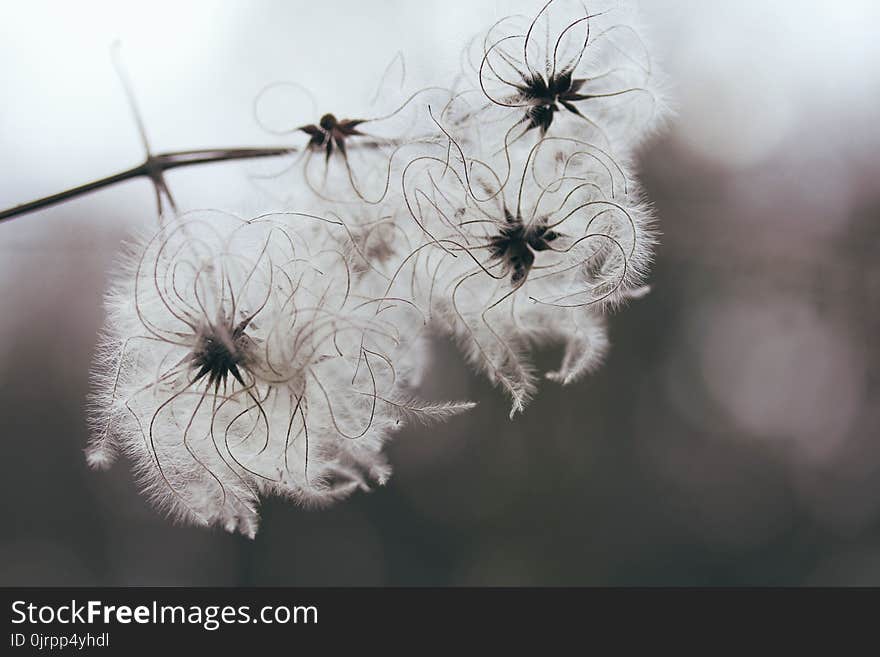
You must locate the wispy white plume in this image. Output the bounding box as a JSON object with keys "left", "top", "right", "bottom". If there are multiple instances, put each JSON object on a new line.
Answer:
{"left": 87, "top": 211, "right": 472, "bottom": 536}
{"left": 86, "top": 0, "right": 667, "bottom": 531}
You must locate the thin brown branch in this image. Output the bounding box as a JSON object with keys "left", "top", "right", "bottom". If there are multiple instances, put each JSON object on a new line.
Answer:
{"left": 0, "top": 146, "right": 297, "bottom": 223}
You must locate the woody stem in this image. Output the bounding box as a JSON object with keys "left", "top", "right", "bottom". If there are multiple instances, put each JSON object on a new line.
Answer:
{"left": 0, "top": 146, "right": 297, "bottom": 223}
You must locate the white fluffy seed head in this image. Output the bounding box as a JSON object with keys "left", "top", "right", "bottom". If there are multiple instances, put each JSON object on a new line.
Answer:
{"left": 457, "top": 0, "right": 670, "bottom": 154}
{"left": 87, "top": 211, "right": 472, "bottom": 535}
{"left": 384, "top": 128, "right": 653, "bottom": 413}
{"left": 86, "top": 0, "right": 668, "bottom": 531}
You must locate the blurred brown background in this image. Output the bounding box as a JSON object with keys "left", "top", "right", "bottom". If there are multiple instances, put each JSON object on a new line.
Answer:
{"left": 1, "top": 0, "right": 879, "bottom": 585}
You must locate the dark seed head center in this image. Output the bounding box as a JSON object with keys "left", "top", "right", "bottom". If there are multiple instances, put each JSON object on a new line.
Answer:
{"left": 191, "top": 319, "right": 254, "bottom": 388}
{"left": 488, "top": 210, "right": 560, "bottom": 284}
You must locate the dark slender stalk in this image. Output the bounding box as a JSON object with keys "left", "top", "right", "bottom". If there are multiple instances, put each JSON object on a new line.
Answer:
{"left": 0, "top": 146, "right": 297, "bottom": 223}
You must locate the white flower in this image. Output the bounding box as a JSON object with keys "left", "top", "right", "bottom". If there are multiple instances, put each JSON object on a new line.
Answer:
{"left": 252, "top": 54, "right": 454, "bottom": 205}
{"left": 454, "top": 0, "right": 667, "bottom": 153}
{"left": 87, "top": 210, "right": 473, "bottom": 536}
{"left": 392, "top": 133, "right": 654, "bottom": 415}
{"left": 83, "top": 0, "right": 669, "bottom": 534}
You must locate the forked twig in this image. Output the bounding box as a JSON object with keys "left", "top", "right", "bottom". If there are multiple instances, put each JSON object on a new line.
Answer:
{"left": 0, "top": 147, "right": 297, "bottom": 223}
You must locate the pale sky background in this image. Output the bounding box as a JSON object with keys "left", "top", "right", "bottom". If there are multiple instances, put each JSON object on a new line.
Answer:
{"left": 2, "top": 0, "right": 878, "bottom": 217}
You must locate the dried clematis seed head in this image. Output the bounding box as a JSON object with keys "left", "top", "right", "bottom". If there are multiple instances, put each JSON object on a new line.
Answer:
{"left": 87, "top": 210, "right": 473, "bottom": 535}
